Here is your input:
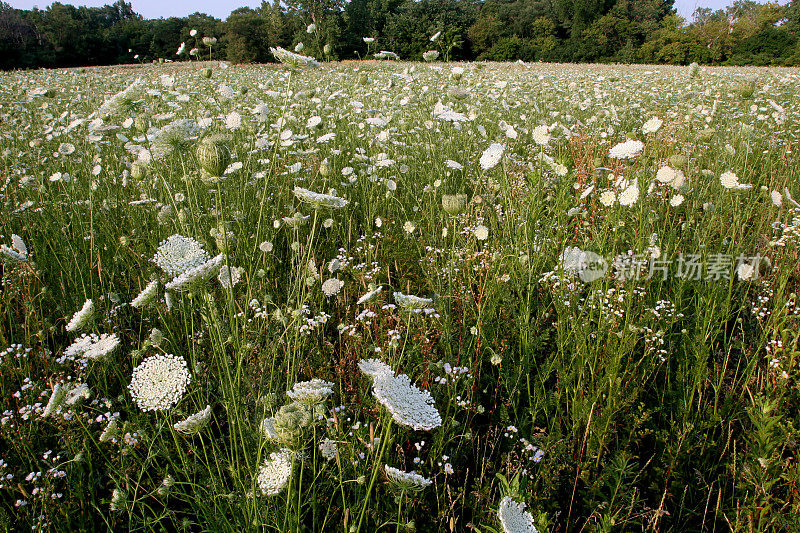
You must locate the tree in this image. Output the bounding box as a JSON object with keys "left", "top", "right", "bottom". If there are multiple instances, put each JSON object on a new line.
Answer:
{"left": 0, "top": 2, "right": 43, "bottom": 68}
{"left": 223, "top": 8, "right": 275, "bottom": 63}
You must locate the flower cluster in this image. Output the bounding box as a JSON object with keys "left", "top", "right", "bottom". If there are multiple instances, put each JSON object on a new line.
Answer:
{"left": 385, "top": 465, "right": 432, "bottom": 491}
{"left": 608, "top": 139, "right": 644, "bottom": 160}
{"left": 497, "top": 496, "right": 539, "bottom": 533}
{"left": 257, "top": 449, "right": 293, "bottom": 495}
{"left": 270, "top": 47, "right": 320, "bottom": 68}
{"left": 361, "top": 360, "right": 442, "bottom": 431}
{"left": 129, "top": 353, "right": 191, "bottom": 411}
{"left": 0, "top": 234, "right": 28, "bottom": 262}
{"left": 165, "top": 254, "right": 226, "bottom": 292}
{"left": 293, "top": 186, "right": 349, "bottom": 209}
{"left": 173, "top": 405, "right": 212, "bottom": 435}
{"left": 153, "top": 234, "right": 210, "bottom": 278}
{"left": 66, "top": 300, "right": 94, "bottom": 332}
{"left": 286, "top": 379, "right": 335, "bottom": 405}
{"left": 63, "top": 333, "right": 119, "bottom": 362}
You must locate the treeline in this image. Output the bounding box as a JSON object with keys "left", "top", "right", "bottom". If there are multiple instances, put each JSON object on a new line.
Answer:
{"left": 2, "top": 0, "right": 799, "bottom": 69}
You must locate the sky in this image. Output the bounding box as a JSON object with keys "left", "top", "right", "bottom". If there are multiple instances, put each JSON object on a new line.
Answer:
{"left": 6, "top": 0, "right": 793, "bottom": 21}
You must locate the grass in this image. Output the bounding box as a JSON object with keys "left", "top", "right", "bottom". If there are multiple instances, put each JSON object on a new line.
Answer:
{"left": 0, "top": 59, "right": 799, "bottom": 532}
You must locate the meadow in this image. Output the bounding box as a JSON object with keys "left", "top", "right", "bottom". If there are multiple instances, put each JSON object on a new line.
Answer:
{"left": 1, "top": 58, "right": 799, "bottom": 532}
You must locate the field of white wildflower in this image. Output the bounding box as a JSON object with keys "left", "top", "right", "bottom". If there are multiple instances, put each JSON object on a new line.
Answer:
{"left": 1, "top": 58, "right": 800, "bottom": 531}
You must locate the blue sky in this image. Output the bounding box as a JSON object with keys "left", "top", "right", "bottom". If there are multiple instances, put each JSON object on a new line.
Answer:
{"left": 7, "top": 0, "right": 792, "bottom": 21}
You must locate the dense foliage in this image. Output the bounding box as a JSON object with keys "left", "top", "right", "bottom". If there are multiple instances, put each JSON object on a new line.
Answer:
{"left": 2, "top": 0, "right": 800, "bottom": 69}
{"left": 1, "top": 58, "right": 800, "bottom": 531}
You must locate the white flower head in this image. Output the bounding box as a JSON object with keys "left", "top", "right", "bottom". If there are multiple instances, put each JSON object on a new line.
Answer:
{"left": 66, "top": 299, "right": 94, "bottom": 332}
{"left": 293, "top": 186, "right": 348, "bottom": 209}
{"left": 480, "top": 143, "right": 505, "bottom": 170}
{"left": 257, "top": 449, "right": 293, "bottom": 495}
{"left": 618, "top": 182, "right": 640, "bottom": 206}
{"left": 287, "top": 378, "right": 334, "bottom": 404}
{"left": 81, "top": 333, "right": 120, "bottom": 361}
{"left": 371, "top": 372, "right": 442, "bottom": 431}
{"left": 358, "top": 358, "right": 393, "bottom": 378}
{"left": 261, "top": 417, "right": 280, "bottom": 440}
{"left": 737, "top": 262, "right": 756, "bottom": 281}
{"left": 270, "top": 46, "right": 319, "bottom": 68}
{"left": 532, "top": 125, "right": 551, "bottom": 146}
{"left": 357, "top": 286, "right": 383, "bottom": 305}
{"left": 642, "top": 117, "right": 663, "bottom": 134}
{"left": 1, "top": 234, "right": 28, "bottom": 262}
{"left": 129, "top": 353, "right": 191, "bottom": 412}
{"left": 165, "top": 254, "right": 226, "bottom": 292}
{"left": 319, "top": 440, "right": 338, "bottom": 461}
{"left": 393, "top": 291, "right": 433, "bottom": 310}
{"left": 720, "top": 171, "right": 752, "bottom": 190}
{"left": 498, "top": 496, "right": 539, "bottom": 533}
{"left": 385, "top": 465, "right": 432, "bottom": 491}
{"left": 43, "top": 383, "right": 68, "bottom": 417}
{"left": 322, "top": 278, "right": 344, "bottom": 297}
{"left": 153, "top": 235, "right": 210, "bottom": 278}
{"left": 599, "top": 190, "right": 616, "bottom": 206}
{"left": 131, "top": 280, "right": 159, "bottom": 308}
{"left": 217, "top": 265, "right": 242, "bottom": 289}
{"left": 174, "top": 405, "right": 212, "bottom": 435}
{"left": 609, "top": 139, "right": 644, "bottom": 160}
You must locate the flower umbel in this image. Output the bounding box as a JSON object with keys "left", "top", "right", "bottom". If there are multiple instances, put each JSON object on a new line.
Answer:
{"left": 129, "top": 353, "right": 191, "bottom": 412}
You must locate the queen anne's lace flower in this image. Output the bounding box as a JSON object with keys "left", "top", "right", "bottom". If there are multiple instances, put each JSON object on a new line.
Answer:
{"left": 480, "top": 143, "right": 505, "bottom": 170}
{"left": 129, "top": 353, "right": 191, "bottom": 412}
{"left": 322, "top": 278, "right": 344, "bottom": 297}
{"left": 217, "top": 265, "right": 242, "bottom": 289}
{"left": 599, "top": 190, "right": 616, "bottom": 206}
{"left": 0, "top": 234, "right": 28, "bottom": 262}
{"left": 43, "top": 383, "right": 67, "bottom": 417}
{"left": 319, "top": 440, "right": 338, "bottom": 461}
{"left": 618, "top": 183, "right": 640, "bottom": 206}
{"left": 65, "top": 383, "right": 91, "bottom": 405}
{"left": 81, "top": 333, "right": 120, "bottom": 361}
{"left": 357, "top": 286, "right": 382, "bottom": 305}
{"left": 99, "top": 419, "right": 119, "bottom": 442}
{"left": 532, "top": 125, "right": 551, "bottom": 146}
{"left": 261, "top": 417, "right": 280, "bottom": 440}
{"left": 720, "top": 170, "right": 752, "bottom": 190}
{"left": 385, "top": 465, "right": 432, "bottom": 491}
{"left": 358, "top": 358, "right": 393, "bottom": 377}
{"left": 165, "top": 254, "right": 226, "bottom": 292}
{"left": 131, "top": 280, "right": 158, "bottom": 308}
{"left": 474, "top": 225, "right": 489, "bottom": 240}
{"left": 66, "top": 299, "right": 94, "bottom": 332}
{"left": 609, "top": 139, "right": 644, "bottom": 160}
{"left": 393, "top": 292, "right": 433, "bottom": 310}
{"left": 293, "top": 187, "right": 349, "bottom": 209}
{"left": 173, "top": 405, "right": 212, "bottom": 435}
{"left": 270, "top": 46, "right": 319, "bottom": 68}
{"left": 642, "top": 117, "right": 663, "bottom": 134}
{"left": 368, "top": 370, "right": 442, "bottom": 431}
{"left": 257, "top": 449, "right": 293, "bottom": 495}
{"left": 153, "top": 235, "right": 210, "bottom": 278}
{"left": 286, "top": 379, "right": 334, "bottom": 404}
{"left": 497, "top": 496, "right": 539, "bottom": 533}
{"left": 64, "top": 334, "right": 97, "bottom": 360}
